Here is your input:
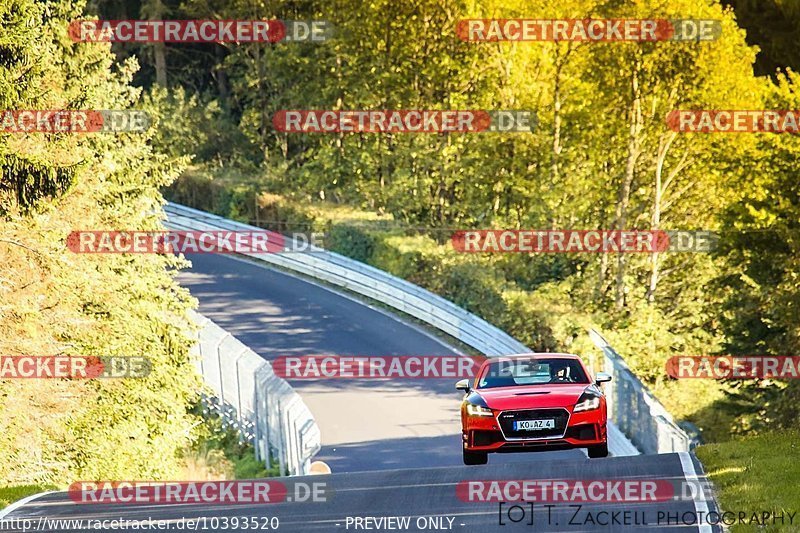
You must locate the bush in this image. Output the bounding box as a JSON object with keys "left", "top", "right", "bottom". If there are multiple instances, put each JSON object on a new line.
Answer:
{"left": 371, "top": 235, "right": 444, "bottom": 285}
{"left": 326, "top": 225, "right": 377, "bottom": 263}
{"left": 432, "top": 262, "right": 509, "bottom": 320}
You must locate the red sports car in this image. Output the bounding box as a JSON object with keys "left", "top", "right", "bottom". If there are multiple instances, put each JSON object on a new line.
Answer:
{"left": 457, "top": 353, "right": 612, "bottom": 465}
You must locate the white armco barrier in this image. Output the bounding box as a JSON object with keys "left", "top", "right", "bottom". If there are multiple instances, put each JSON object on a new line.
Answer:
{"left": 590, "top": 329, "right": 697, "bottom": 454}
{"left": 189, "top": 311, "right": 321, "bottom": 476}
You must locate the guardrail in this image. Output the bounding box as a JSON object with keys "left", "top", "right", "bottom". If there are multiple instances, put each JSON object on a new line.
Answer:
{"left": 189, "top": 311, "right": 321, "bottom": 476}
{"left": 165, "top": 203, "right": 529, "bottom": 356}
{"left": 166, "top": 202, "right": 649, "bottom": 456}
{"left": 589, "top": 329, "right": 697, "bottom": 453}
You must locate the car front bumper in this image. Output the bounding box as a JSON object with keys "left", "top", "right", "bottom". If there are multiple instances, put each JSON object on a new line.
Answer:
{"left": 462, "top": 409, "right": 607, "bottom": 452}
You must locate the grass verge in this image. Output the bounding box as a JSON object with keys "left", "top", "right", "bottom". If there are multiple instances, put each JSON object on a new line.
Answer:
{"left": 185, "top": 403, "right": 281, "bottom": 480}
{"left": 0, "top": 409, "right": 277, "bottom": 511}
{"left": 696, "top": 430, "right": 800, "bottom": 532}
{"left": 0, "top": 484, "right": 58, "bottom": 510}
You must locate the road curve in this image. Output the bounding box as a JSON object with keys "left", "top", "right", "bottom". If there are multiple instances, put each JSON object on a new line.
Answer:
{"left": 176, "top": 252, "right": 582, "bottom": 471}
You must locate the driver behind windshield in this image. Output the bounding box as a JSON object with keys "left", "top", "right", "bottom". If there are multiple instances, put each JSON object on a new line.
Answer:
{"left": 478, "top": 358, "right": 590, "bottom": 388}
{"left": 550, "top": 362, "right": 572, "bottom": 382}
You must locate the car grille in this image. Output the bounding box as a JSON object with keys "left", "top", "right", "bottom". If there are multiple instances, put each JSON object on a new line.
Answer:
{"left": 497, "top": 408, "right": 570, "bottom": 440}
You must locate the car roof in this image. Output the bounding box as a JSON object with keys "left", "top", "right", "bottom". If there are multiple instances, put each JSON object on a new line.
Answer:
{"left": 488, "top": 353, "right": 581, "bottom": 360}
{"left": 478, "top": 353, "right": 584, "bottom": 369}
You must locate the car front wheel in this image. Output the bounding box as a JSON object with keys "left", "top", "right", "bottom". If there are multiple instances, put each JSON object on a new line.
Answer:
{"left": 587, "top": 443, "right": 609, "bottom": 458}
{"left": 463, "top": 448, "right": 488, "bottom": 465}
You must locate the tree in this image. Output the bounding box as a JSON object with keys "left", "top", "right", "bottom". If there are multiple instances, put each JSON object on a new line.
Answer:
{"left": 0, "top": 0, "right": 199, "bottom": 485}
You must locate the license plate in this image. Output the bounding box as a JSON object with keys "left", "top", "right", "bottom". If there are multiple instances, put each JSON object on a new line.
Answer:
{"left": 513, "top": 419, "right": 555, "bottom": 431}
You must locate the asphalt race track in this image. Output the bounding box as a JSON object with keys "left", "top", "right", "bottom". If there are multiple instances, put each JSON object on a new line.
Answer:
{"left": 176, "top": 253, "right": 582, "bottom": 471}
{"left": 0, "top": 253, "right": 720, "bottom": 532}
{"left": 2, "top": 455, "right": 718, "bottom": 532}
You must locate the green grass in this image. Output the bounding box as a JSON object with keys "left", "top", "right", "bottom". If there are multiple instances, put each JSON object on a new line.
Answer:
{"left": 231, "top": 451, "right": 280, "bottom": 479}
{"left": 0, "top": 484, "right": 58, "bottom": 510}
{"left": 696, "top": 430, "right": 800, "bottom": 532}
{"left": 189, "top": 403, "right": 281, "bottom": 479}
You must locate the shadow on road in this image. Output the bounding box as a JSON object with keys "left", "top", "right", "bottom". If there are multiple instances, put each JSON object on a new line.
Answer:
{"left": 316, "top": 434, "right": 586, "bottom": 472}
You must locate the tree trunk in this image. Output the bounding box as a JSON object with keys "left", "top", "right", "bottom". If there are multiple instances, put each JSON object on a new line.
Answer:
{"left": 647, "top": 133, "right": 689, "bottom": 303}
{"left": 597, "top": 251, "right": 609, "bottom": 298}
{"left": 154, "top": 43, "right": 167, "bottom": 87}
{"left": 614, "top": 58, "right": 643, "bottom": 309}
{"left": 551, "top": 45, "right": 564, "bottom": 185}
{"left": 143, "top": 1, "right": 168, "bottom": 87}
{"left": 214, "top": 45, "right": 229, "bottom": 108}
{"left": 647, "top": 142, "right": 665, "bottom": 303}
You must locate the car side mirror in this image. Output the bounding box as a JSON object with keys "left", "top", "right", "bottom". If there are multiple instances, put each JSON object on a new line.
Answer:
{"left": 595, "top": 372, "right": 612, "bottom": 385}
{"left": 455, "top": 379, "right": 470, "bottom": 392}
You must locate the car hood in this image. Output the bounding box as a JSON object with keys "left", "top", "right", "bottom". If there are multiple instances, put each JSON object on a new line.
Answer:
{"left": 475, "top": 384, "right": 590, "bottom": 411}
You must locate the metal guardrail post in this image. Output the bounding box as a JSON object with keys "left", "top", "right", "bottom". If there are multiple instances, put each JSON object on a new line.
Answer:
{"left": 253, "top": 382, "right": 262, "bottom": 463}
{"left": 266, "top": 387, "right": 276, "bottom": 468}
{"left": 216, "top": 336, "right": 227, "bottom": 418}
{"left": 590, "top": 328, "right": 697, "bottom": 454}
{"left": 276, "top": 397, "right": 286, "bottom": 476}
{"left": 232, "top": 349, "right": 245, "bottom": 432}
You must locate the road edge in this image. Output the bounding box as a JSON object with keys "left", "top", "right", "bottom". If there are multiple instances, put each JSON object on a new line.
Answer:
{"left": 0, "top": 491, "right": 58, "bottom": 521}
{"left": 678, "top": 451, "right": 722, "bottom": 533}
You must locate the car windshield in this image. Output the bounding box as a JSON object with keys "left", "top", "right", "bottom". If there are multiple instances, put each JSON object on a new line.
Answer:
{"left": 477, "top": 357, "right": 590, "bottom": 388}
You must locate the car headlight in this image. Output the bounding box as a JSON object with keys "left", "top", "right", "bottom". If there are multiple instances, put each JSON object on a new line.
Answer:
{"left": 573, "top": 390, "right": 602, "bottom": 412}
{"left": 466, "top": 403, "right": 494, "bottom": 417}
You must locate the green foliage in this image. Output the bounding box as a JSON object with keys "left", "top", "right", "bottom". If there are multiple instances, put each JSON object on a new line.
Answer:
{"left": 0, "top": 484, "right": 58, "bottom": 509}
{"left": 722, "top": 0, "right": 800, "bottom": 76}
{"left": 0, "top": 0, "right": 80, "bottom": 212}
{"left": 498, "top": 290, "right": 559, "bottom": 353}
{"left": 433, "top": 261, "right": 510, "bottom": 319}
{"left": 0, "top": 0, "right": 201, "bottom": 486}
{"left": 91, "top": 0, "right": 800, "bottom": 446}
{"left": 142, "top": 87, "right": 260, "bottom": 165}
{"left": 696, "top": 430, "right": 800, "bottom": 532}
{"left": 190, "top": 406, "right": 280, "bottom": 479}
{"left": 326, "top": 225, "right": 377, "bottom": 263}
{"left": 371, "top": 235, "right": 445, "bottom": 285}
{"left": 708, "top": 69, "right": 800, "bottom": 435}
